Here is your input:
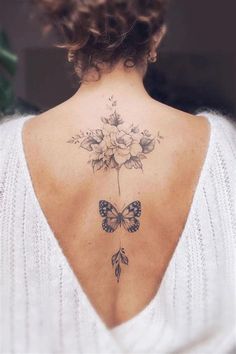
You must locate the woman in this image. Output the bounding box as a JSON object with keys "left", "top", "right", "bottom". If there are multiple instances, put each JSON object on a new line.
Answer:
{"left": 0, "top": 1, "right": 235, "bottom": 353}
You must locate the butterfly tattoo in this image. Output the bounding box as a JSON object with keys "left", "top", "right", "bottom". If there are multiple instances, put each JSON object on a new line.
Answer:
{"left": 99, "top": 200, "right": 141, "bottom": 233}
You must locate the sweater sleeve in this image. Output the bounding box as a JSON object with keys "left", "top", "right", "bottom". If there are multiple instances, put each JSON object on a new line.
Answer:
{"left": 0, "top": 114, "right": 23, "bottom": 147}
{"left": 0, "top": 114, "right": 19, "bottom": 154}
{"left": 216, "top": 113, "right": 236, "bottom": 158}
{"left": 0, "top": 115, "right": 25, "bottom": 203}
{"left": 213, "top": 112, "right": 236, "bottom": 243}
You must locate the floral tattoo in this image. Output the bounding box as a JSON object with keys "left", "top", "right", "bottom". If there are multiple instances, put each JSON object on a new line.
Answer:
{"left": 67, "top": 96, "right": 163, "bottom": 195}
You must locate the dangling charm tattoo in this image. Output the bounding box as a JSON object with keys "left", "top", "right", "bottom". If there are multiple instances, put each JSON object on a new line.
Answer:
{"left": 111, "top": 247, "right": 128, "bottom": 283}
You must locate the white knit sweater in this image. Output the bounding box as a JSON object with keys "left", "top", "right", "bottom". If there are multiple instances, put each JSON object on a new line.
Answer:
{"left": 0, "top": 111, "right": 236, "bottom": 354}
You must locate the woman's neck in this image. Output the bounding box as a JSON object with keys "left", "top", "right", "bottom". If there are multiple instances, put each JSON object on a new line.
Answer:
{"left": 72, "top": 61, "right": 151, "bottom": 104}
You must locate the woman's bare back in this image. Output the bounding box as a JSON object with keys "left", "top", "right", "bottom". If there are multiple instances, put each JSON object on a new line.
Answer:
{"left": 22, "top": 94, "right": 210, "bottom": 329}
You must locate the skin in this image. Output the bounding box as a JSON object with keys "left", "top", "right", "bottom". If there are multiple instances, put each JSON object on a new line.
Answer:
{"left": 22, "top": 29, "right": 211, "bottom": 329}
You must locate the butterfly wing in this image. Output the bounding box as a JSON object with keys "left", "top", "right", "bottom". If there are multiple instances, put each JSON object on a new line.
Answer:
{"left": 99, "top": 200, "right": 119, "bottom": 233}
{"left": 122, "top": 217, "right": 140, "bottom": 233}
{"left": 121, "top": 201, "right": 141, "bottom": 233}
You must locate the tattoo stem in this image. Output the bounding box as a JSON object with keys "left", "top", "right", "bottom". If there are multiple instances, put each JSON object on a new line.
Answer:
{"left": 116, "top": 168, "right": 121, "bottom": 196}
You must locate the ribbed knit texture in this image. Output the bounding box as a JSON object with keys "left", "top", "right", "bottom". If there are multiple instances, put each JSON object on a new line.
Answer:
{"left": 0, "top": 111, "right": 236, "bottom": 354}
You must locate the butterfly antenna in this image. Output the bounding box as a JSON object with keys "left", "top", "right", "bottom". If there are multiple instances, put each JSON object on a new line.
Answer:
{"left": 114, "top": 202, "right": 119, "bottom": 210}
{"left": 121, "top": 203, "right": 126, "bottom": 213}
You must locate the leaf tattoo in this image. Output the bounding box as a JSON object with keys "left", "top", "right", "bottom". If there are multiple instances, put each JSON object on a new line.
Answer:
{"left": 111, "top": 247, "right": 129, "bottom": 283}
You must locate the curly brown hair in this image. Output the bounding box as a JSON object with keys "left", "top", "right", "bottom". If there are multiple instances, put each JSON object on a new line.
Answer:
{"left": 38, "top": 0, "right": 168, "bottom": 82}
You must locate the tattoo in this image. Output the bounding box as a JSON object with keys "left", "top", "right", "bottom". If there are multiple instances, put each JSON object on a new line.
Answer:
{"left": 67, "top": 95, "right": 163, "bottom": 195}
{"left": 99, "top": 200, "right": 141, "bottom": 233}
{"left": 111, "top": 247, "right": 128, "bottom": 283}
{"left": 66, "top": 95, "right": 162, "bottom": 282}
{"left": 99, "top": 200, "right": 141, "bottom": 282}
